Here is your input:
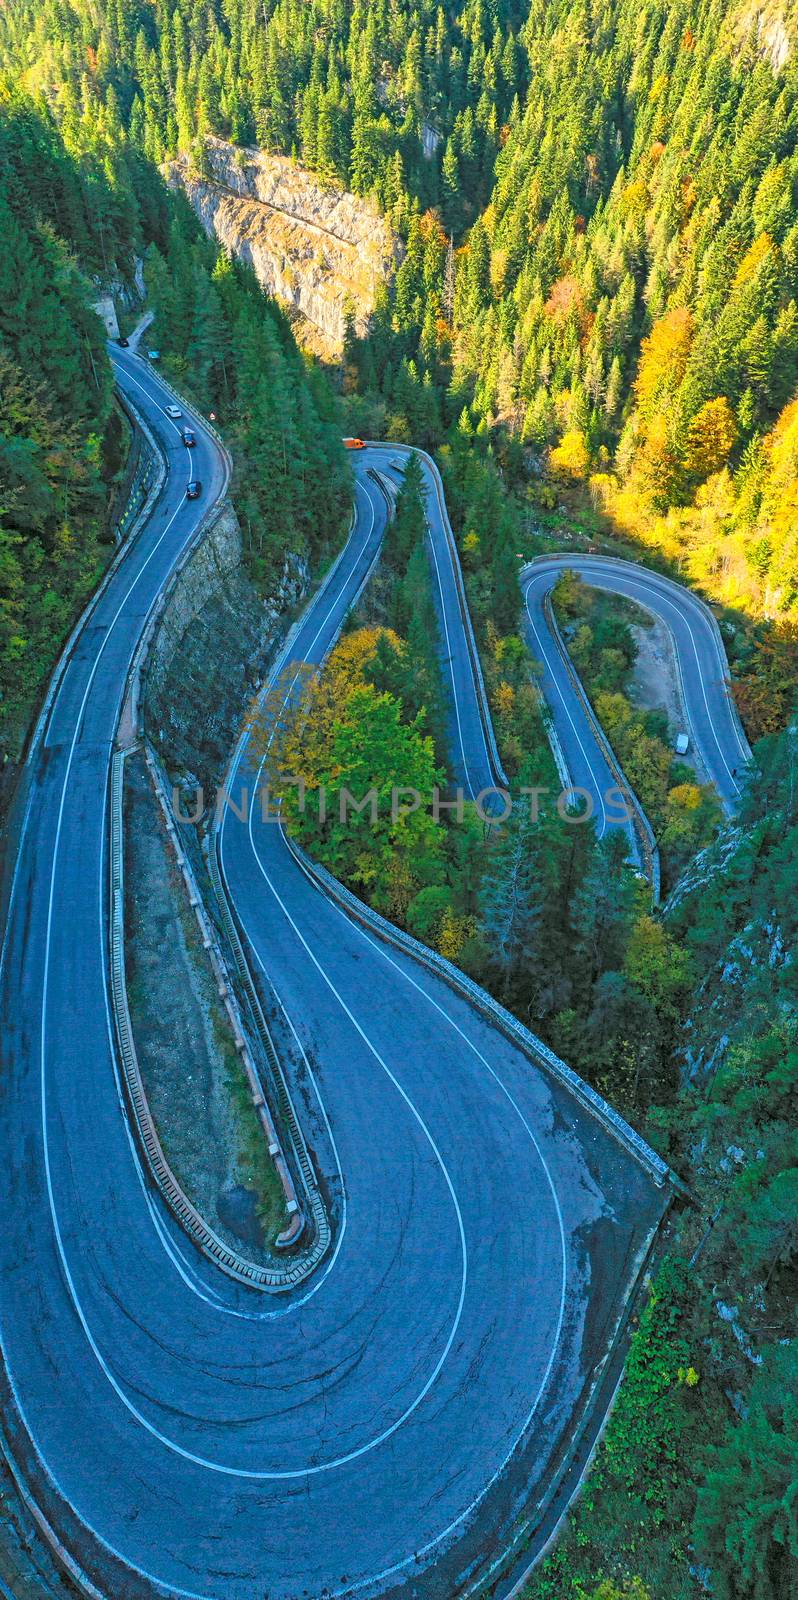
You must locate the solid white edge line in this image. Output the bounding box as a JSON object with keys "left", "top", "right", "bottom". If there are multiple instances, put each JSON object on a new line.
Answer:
{"left": 523, "top": 575, "right": 610, "bottom": 837}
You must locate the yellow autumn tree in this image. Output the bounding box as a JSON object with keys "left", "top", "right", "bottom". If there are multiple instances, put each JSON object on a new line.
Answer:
{"left": 550, "top": 428, "right": 590, "bottom": 479}
{"left": 683, "top": 396, "right": 737, "bottom": 482}
{"left": 634, "top": 307, "right": 694, "bottom": 417}
{"left": 437, "top": 906, "right": 478, "bottom": 962}
{"left": 624, "top": 915, "right": 693, "bottom": 1019}
{"left": 273, "top": 628, "right": 405, "bottom": 786}
{"left": 754, "top": 400, "right": 798, "bottom": 615}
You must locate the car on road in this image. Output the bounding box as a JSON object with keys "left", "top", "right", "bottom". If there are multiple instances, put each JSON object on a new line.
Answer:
{"left": 117, "top": 335, "right": 129, "bottom": 347}
{"left": 166, "top": 404, "right": 182, "bottom": 419}
{"left": 675, "top": 731, "right": 690, "bottom": 755}
{"left": 182, "top": 428, "right": 196, "bottom": 448}
{"left": 185, "top": 480, "right": 202, "bottom": 500}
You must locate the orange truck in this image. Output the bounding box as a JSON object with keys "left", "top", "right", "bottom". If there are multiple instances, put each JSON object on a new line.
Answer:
{"left": 343, "top": 437, "right": 366, "bottom": 449}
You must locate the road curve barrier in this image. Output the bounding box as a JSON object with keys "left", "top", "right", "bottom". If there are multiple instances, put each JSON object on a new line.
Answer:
{"left": 143, "top": 744, "right": 307, "bottom": 1251}
{"left": 106, "top": 366, "right": 334, "bottom": 1290}
{"left": 111, "top": 392, "right": 162, "bottom": 544}
{"left": 281, "top": 826, "right": 672, "bottom": 1190}
{"left": 217, "top": 451, "right": 669, "bottom": 1189}
{"left": 524, "top": 553, "right": 752, "bottom": 816}
{"left": 110, "top": 747, "right": 321, "bottom": 1288}
{"left": 205, "top": 823, "right": 334, "bottom": 1273}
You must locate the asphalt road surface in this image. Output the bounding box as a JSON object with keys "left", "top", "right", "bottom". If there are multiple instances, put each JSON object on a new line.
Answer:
{"left": 0, "top": 358, "right": 668, "bottom": 1600}
{"left": 522, "top": 556, "right": 751, "bottom": 841}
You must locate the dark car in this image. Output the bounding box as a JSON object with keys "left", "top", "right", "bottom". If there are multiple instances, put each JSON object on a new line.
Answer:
{"left": 182, "top": 428, "right": 196, "bottom": 448}
{"left": 117, "top": 335, "right": 129, "bottom": 347}
{"left": 186, "top": 481, "right": 202, "bottom": 500}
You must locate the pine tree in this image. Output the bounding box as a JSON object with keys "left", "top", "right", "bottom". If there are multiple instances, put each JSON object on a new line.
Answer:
{"left": 695, "top": 1344, "right": 798, "bottom": 1600}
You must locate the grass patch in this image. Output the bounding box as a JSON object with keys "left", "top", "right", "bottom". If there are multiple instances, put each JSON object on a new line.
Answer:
{"left": 218, "top": 1021, "right": 287, "bottom": 1242}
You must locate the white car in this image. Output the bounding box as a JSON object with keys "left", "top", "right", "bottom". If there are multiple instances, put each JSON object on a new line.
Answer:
{"left": 165, "top": 404, "right": 182, "bottom": 419}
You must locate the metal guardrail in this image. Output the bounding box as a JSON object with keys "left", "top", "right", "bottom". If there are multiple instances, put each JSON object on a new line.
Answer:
{"left": 222, "top": 445, "right": 667, "bottom": 1186}
{"left": 109, "top": 751, "right": 300, "bottom": 1288}
{"left": 112, "top": 394, "right": 161, "bottom": 544}
{"left": 143, "top": 746, "right": 307, "bottom": 1252}
{"left": 110, "top": 744, "right": 327, "bottom": 1288}
{"left": 576, "top": 555, "right": 753, "bottom": 768}
{"left": 204, "top": 834, "right": 332, "bottom": 1278}
{"left": 107, "top": 373, "right": 333, "bottom": 1289}
{"left": 525, "top": 553, "right": 752, "bottom": 815}
{"left": 282, "top": 826, "right": 672, "bottom": 1190}
{"left": 140, "top": 357, "right": 228, "bottom": 451}
{"left": 424, "top": 457, "right": 510, "bottom": 790}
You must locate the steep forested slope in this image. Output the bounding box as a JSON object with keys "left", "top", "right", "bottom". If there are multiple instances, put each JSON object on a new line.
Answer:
{"left": 523, "top": 719, "right": 798, "bottom": 1600}
{"left": 458, "top": 0, "right": 798, "bottom": 628}
{"left": 0, "top": 0, "right": 528, "bottom": 217}
{"left": 0, "top": 82, "right": 349, "bottom": 781}
{"left": 0, "top": 95, "right": 123, "bottom": 769}
{"left": 5, "top": 0, "right": 796, "bottom": 687}
{"left": 343, "top": 0, "right": 798, "bottom": 732}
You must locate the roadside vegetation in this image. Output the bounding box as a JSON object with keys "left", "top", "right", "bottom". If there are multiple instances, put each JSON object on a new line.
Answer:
{"left": 0, "top": 97, "right": 116, "bottom": 778}
{"left": 273, "top": 462, "right": 693, "bottom": 1126}
{"left": 142, "top": 202, "right": 351, "bottom": 594}
{"left": 525, "top": 722, "right": 798, "bottom": 1600}
{"left": 1, "top": 0, "right": 797, "bottom": 1594}
{"left": 263, "top": 443, "right": 798, "bottom": 1600}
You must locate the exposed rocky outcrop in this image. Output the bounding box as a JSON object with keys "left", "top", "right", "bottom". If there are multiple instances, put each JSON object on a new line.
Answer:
{"left": 91, "top": 255, "right": 147, "bottom": 335}
{"left": 169, "top": 138, "right": 400, "bottom": 355}
{"left": 734, "top": 0, "right": 797, "bottom": 68}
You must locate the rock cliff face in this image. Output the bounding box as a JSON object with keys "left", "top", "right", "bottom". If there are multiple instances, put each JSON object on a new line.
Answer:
{"left": 734, "top": 0, "right": 797, "bottom": 70}
{"left": 143, "top": 498, "right": 308, "bottom": 792}
{"left": 169, "top": 138, "right": 399, "bottom": 355}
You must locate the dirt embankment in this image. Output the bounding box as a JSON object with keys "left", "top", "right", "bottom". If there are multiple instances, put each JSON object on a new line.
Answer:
{"left": 628, "top": 615, "right": 711, "bottom": 787}
{"left": 124, "top": 751, "right": 285, "bottom": 1256}
{"left": 142, "top": 498, "right": 308, "bottom": 797}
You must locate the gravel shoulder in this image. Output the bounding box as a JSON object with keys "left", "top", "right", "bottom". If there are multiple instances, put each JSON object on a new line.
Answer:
{"left": 628, "top": 613, "right": 712, "bottom": 787}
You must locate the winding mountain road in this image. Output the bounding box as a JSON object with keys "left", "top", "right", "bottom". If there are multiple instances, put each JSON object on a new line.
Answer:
{"left": 522, "top": 556, "right": 751, "bottom": 853}
{"left": 0, "top": 356, "right": 672, "bottom": 1600}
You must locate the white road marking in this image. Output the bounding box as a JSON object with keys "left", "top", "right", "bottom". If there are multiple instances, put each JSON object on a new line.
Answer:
{"left": 278, "top": 830, "right": 569, "bottom": 1598}
{"left": 523, "top": 574, "right": 610, "bottom": 837}
{"left": 2, "top": 420, "right": 638, "bottom": 1597}
{"left": 532, "top": 556, "right": 750, "bottom": 791}
{"left": 23, "top": 461, "right": 464, "bottom": 1486}
{"left": 426, "top": 523, "right": 480, "bottom": 799}
{"left": 586, "top": 567, "right": 743, "bottom": 794}
{"left": 221, "top": 458, "right": 569, "bottom": 1582}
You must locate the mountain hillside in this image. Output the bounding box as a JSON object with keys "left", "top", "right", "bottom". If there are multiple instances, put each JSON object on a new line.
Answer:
{"left": 0, "top": 83, "right": 349, "bottom": 789}
{"left": 457, "top": 0, "right": 798, "bottom": 625}
{"left": 0, "top": 5, "right": 797, "bottom": 1598}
